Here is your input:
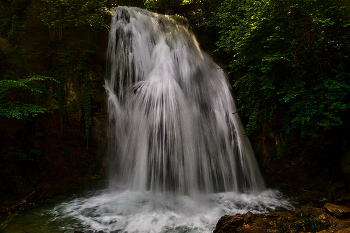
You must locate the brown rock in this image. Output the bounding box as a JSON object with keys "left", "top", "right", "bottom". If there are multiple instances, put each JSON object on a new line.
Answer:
{"left": 243, "top": 211, "right": 255, "bottom": 222}
{"left": 336, "top": 220, "right": 350, "bottom": 230}
{"left": 324, "top": 203, "right": 350, "bottom": 217}
{"left": 213, "top": 215, "right": 242, "bottom": 233}
{"left": 295, "top": 203, "right": 325, "bottom": 216}
{"left": 318, "top": 212, "right": 339, "bottom": 229}
{"left": 275, "top": 206, "right": 289, "bottom": 212}
{"left": 318, "top": 213, "right": 331, "bottom": 227}
{"left": 335, "top": 227, "right": 350, "bottom": 233}
{"left": 265, "top": 212, "right": 281, "bottom": 218}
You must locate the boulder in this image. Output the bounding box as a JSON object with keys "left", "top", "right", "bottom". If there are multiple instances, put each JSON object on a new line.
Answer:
{"left": 336, "top": 227, "right": 350, "bottom": 233}
{"left": 324, "top": 203, "right": 350, "bottom": 217}
{"left": 213, "top": 215, "right": 242, "bottom": 233}
{"left": 295, "top": 203, "right": 325, "bottom": 216}
{"left": 336, "top": 220, "right": 350, "bottom": 230}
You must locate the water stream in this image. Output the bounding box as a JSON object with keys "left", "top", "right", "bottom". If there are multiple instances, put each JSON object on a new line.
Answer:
{"left": 1, "top": 7, "right": 294, "bottom": 233}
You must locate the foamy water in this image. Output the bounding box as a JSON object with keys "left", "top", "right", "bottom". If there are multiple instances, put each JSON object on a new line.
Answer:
{"left": 46, "top": 189, "right": 293, "bottom": 233}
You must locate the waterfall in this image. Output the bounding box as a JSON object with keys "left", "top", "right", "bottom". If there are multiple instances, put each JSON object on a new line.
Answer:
{"left": 42, "top": 7, "right": 292, "bottom": 233}
{"left": 105, "top": 7, "right": 265, "bottom": 194}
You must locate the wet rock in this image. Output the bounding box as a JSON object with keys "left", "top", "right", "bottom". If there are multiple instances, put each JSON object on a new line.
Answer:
{"left": 336, "top": 220, "right": 350, "bottom": 230}
{"left": 264, "top": 212, "right": 282, "bottom": 218}
{"left": 214, "top": 211, "right": 296, "bottom": 233}
{"left": 213, "top": 201, "right": 350, "bottom": 233}
{"left": 275, "top": 206, "right": 289, "bottom": 212}
{"left": 324, "top": 203, "right": 350, "bottom": 217}
{"left": 295, "top": 203, "right": 325, "bottom": 216}
{"left": 318, "top": 212, "right": 338, "bottom": 228}
{"left": 317, "top": 230, "right": 335, "bottom": 233}
{"left": 243, "top": 211, "right": 255, "bottom": 222}
{"left": 336, "top": 227, "right": 350, "bottom": 233}
{"left": 213, "top": 215, "right": 243, "bottom": 233}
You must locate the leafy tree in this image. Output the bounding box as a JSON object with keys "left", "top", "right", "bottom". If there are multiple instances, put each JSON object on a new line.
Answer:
{"left": 145, "top": 0, "right": 183, "bottom": 13}
{"left": 0, "top": 76, "right": 57, "bottom": 119}
{"left": 209, "top": 0, "right": 350, "bottom": 157}
{"left": 0, "top": 0, "right": 31, "bottom": 41}
{"left": 109, "top": 0, "right": 145, "bottom": 8}
{"left": 38, "top": 0, "right": 110, "bottom": 41}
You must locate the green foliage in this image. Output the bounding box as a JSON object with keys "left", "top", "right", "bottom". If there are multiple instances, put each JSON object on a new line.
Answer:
{"left": 7, "top": 15, "right": 20, "bottom": 42}
{"left": 110, "top": 0, "right": 145, "bottom": 8}
{"left": 145, "top": 0, "right": 184, "bottom": 12}
{"left": 0, "top": 102, "right": 46, "bottom": 119}
{"left": 294, "top": 213, "right": 323, "bottom": 232}
{"left": 0, "top": 0, "right": 31, "bottom": 41}
{"left": 0, "top": 2, "right": 11, "bottom": 37}
{"left": 38, "top": 0, "right": 111, "bottom": 41}
{"left": 208, "top": 0, "right": 350, "bottom": 156}
{"left": 0, "top": 75, "right": 57, "bottom": 119}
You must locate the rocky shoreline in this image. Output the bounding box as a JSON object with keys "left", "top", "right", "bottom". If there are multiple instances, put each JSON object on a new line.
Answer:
{"left": 214, "top": 198, "right": 350, "bottom": 233}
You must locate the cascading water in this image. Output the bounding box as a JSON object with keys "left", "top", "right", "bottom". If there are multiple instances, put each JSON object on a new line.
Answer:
{"left": 105, "top": 7, "right": 265, "bottom": 195}
{"left": 2, "top": 7, "right": 293, "bottom": 233}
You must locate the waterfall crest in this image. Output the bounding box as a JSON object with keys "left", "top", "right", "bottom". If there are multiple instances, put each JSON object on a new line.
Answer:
{"left": 105, "top": 7, "right": 265, "bottom": 194}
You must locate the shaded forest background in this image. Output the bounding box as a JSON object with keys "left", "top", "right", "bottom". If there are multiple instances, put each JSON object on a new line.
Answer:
{"left": 1, "top": 0, "right": 350, "bottom": 205}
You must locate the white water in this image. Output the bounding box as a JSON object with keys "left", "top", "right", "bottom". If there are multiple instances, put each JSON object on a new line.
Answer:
{"left": 106, "top": 6, "right": 264, "bottom": 195}
{"left": 46, "top": 189, "right": 293, "bottom": 233}
{"left": 29, "top": 7, "right": 294, "bottom": 233}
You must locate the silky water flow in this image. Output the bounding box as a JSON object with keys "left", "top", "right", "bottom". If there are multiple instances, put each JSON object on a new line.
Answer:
{"left": 22, "top": 7, "right": 294, "bottom": 233}
{"left": 105, "top": 7, "right": 265, "bottom": 195}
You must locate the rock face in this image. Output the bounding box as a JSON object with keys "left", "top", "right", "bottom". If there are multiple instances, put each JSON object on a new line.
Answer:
{"left": 0, "top": 1, "right": 108, "bottom": 203}
{"left": 214, "top": 202, "right": 350, "bottom": 233}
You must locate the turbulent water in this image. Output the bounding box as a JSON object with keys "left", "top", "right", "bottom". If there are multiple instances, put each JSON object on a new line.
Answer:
{"left": 46, "top": 189, "right": 293, "bottom": 233}
{"left": 1, "top": 7, "right": 295, "bottom": 233}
